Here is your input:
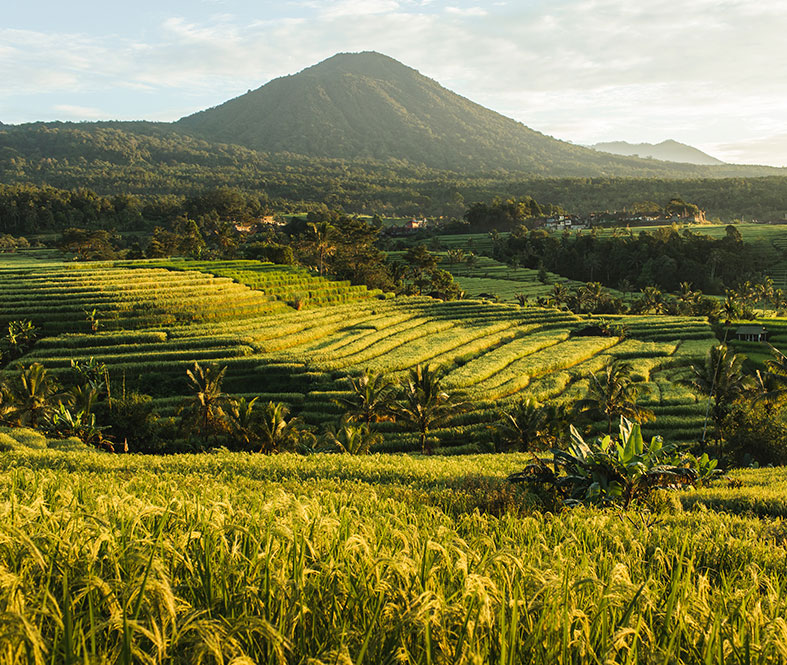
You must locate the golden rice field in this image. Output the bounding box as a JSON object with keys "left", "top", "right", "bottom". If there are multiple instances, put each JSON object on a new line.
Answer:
{"left": 0, "top": 444, "right": 786, "bottom": 664}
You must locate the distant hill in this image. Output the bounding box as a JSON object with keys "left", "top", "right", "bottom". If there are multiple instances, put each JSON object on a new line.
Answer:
{"left": 590, "top": 139, "right": 725, "bottom": 166}
{"left": 175, "top": 52, "right": 750, "bottom": 177}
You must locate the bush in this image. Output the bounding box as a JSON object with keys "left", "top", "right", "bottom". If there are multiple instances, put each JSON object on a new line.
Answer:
{"left": 723, "top": 399, "right": 787, "bottom": 466}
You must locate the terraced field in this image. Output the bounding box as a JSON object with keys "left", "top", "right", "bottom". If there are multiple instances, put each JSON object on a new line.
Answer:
{"left": 126, "top": 258, "right": 383, "bottom": 307}
{"left": 443, "top": 254, "right": 590, "bottom": 302}
{"left": 2, "top": 257, "right": 719, "bottom": 451}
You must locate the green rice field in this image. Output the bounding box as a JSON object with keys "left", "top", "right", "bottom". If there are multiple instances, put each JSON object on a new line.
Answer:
{"left": 0, "top": 256, "right": 720, "bottom": 450}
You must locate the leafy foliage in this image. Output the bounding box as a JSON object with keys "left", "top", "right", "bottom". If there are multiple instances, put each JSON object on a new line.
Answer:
{"left": 576, "top": 361, "right": 654, "bottom": 433}
{"left": 390, "top": 364, "right": 467, "bottom": 454}
{"left": 493, "top": 397, "right": 570, "bottom": 452}
{"left": 509, "top": 417, "right": 698, "bottom": 508}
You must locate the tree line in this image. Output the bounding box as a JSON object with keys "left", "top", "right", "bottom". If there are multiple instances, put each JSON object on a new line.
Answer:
{"left": 494, "top": 224, "right": 761, "bottom": 294}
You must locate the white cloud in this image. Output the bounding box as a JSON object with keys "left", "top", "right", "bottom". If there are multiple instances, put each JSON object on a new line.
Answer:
{"left": 53, "top": 104, "right": 106, "bottom": 119}
{"left": 444, "top": 6, "right": 487, "bottom": 16}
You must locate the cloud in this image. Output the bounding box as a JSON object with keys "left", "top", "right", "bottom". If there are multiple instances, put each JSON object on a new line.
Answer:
{"left": 53, "top": 104, "right": 106, "bottom": 119}
{"left": 709, "top": 133, "right": 787, "bottom": 168}
{"left": 444, "top": 6, "right": 487, "bottom": 16}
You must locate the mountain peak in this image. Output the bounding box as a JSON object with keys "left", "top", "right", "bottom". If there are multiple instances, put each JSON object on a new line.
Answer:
{"left": 176, "top": 53, "right": 726, "bottom": 175}
{"left": 304, "top": 51, "right": 411, "bottom": 75}
{"left": 590, "top": 139, "right": 725, "bottom": 166}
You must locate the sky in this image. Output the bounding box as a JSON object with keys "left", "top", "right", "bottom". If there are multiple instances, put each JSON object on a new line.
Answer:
{"left": 2, "top": 0, "right": 786, "bottom": 166}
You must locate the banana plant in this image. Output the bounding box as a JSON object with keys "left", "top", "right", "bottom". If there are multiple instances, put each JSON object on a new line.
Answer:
{"left": 49, "top": 404, "right": 109, "bottom": 448}
{"left": 509, "top": 416, "right": 699, "bottom": 508}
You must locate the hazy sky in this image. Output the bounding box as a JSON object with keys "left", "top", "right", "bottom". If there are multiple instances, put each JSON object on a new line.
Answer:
{"left": 2, "top": 0, "right": 786, "bottom": 166}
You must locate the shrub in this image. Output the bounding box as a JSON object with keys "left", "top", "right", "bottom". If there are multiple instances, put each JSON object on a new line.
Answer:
{"left": 509, "top": 417, "right": 698, "bottom": 508}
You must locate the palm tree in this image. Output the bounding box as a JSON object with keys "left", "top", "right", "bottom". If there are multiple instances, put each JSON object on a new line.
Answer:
{"left": 307, "top": 221, "right": 336, "bottom": 276}
{"left": 4, "top": 363, "right": 65, "bottom": 428}
{"left": 578, "top": 282, "right": 604, "bottom": 312}
{"left": 334, "top": 370, "right": 395, "bottom": 427}
{"left": 677, "top": 282, "right": 701, "bottom": 315}
{"left": 229, "top": 396, "right": 259, "bottom": 449}
{"left": 639, "top": 286, "right": 666, "bottom": 314}
{"left": 322, "top": 416, "right": 381, "bottom": 454}
{"left": 180, "top": 362, "right": 231, "bottom": 442}
{"left": 495, "top": 397, "right": 570, "bottom": 451}
{"left": 390, "top": 364, "right": 466, "bottom": 454}
{"left": 549, "top": 283, "right": 570, "bottom": 309}
{"left": 722, "top": 291, "right": 740, "bottom": 328}
{"left": 576, "top": 361, "right": 652, "bottom": 433}
{"left": 3, "top": 319, "right": 38, "bottom": 360}
{"left": 751, "top": 344, "right": 787, "bottom": 408}
{"left": 680, "top": 344, "right": 752, "bottom": 447}
{"left": 772, "top": 288, "right": 785, "bottom": 313}
{"left": 256, "top": 401, "right": 307, "bottom": 453}
{"left": 446, "top": 248, "right": 465, "bottom": 267}
{"left": 753, "top": 277, "right": 774, "bottom": 313}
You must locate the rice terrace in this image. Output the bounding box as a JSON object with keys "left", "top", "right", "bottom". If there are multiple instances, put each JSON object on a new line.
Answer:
{"left": 4, "top": 6, "right": 787, "bottom": 662}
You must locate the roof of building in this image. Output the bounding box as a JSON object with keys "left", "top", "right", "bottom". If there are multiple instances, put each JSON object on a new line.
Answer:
{"left": 735, "top": 325, "right": 768, "bottom": 334}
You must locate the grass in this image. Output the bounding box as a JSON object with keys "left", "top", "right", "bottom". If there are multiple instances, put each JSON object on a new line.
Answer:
{"left": 1, "top": 448, "right": 786, "bottom": 664}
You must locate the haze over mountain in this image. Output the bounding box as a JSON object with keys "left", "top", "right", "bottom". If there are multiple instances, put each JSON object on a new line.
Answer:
{"left": 175, "top": 52, "right": 767, "bottom": 177}
{"left": 590, "top": 140, "right": 725, "bottom": 166}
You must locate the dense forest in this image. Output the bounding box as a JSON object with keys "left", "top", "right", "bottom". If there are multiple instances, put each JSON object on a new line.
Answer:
{"left": 2, "top": 122, "right": 787, "bottom": 221}
{"left": 493, "top": 224, "right": 759, "bottom": 293}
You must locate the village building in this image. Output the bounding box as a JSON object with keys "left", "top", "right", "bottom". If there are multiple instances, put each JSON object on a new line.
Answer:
{"left": 735, "top": 325, "right": 769, "bottom": 342}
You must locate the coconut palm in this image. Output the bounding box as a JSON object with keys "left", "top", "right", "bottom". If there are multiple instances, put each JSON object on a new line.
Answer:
{"left": 228, "top": 396, "right": 259, "bottom": 449}
{"left": 722, "top": 291, "right": 740, "bottom": 327}
{"left": 256, "top": 401, "right": 308, "bottom": 454}
{"left": 576, "top": 361, "right": 653, "bottom": 433}
{"left": 390, "top": 364, "right": 466, "bottom": 454}
{"left": 334, "top": 370, "right": 395, "bottom": 428}
{"left": 307, "top": 221, "right": 336, "bottom": 276}
{"left": 639, "top": 286, "right": 667, "bottom": 314}
{"left": 322, "top": 416, "right": 382, "bottom": 454}
{"left": 750, "top": 344, "right": 787, "bottom": 407}
{"left": 179, "top": 362, "right": 231, "bottom": 442}
{"left": 549, "top": 283, "right": 570, "bottom": 308}
{"left": 4, "top": 363, "right": 65, "bottom": 428}
{"left": 578, "top": 282, "right": 604, "bottom": 312}
{"left": 680, "top": 344, "right": 752, "bottom": 446}
{"left": 495, "top": 397, "right": 570, "bottom": 452}
{"left": 677, "top": 282, "right": 701, "bottom": 315}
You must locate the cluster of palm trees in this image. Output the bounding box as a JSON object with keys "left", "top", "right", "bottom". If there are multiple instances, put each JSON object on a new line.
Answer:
{"left": 680, "top": 341, "right": 787, "bottom": 457}
{"left": 493, "top": 361, "right": 652, "bottom": 451}
{"left": 179, "top": 362, "right": 467, "bottom": 454}
{"left": 519, "top": 278, "right": 784, "bottom": 320}
{"left": 6, "top": 337, "right": 779, "bottom": 462}
{"left": 0, "top": 348, "right": 658, "bottom": 456}
{"left": 723, "top": 277, "right": 786, "bottom": 319}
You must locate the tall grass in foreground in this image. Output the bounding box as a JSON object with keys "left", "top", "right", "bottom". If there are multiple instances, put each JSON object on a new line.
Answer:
{"left": 1, "top": 451, "right": 787, "bottom": 663}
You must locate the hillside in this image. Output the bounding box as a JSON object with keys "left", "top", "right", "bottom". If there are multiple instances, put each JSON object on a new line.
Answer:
{"left": 176, "top": 52, "right": 760, "bottom": 177}
{"left": 1, "top": 256, "right": 716, "bottom": 451}
{"left": 1, "top": 53, "right": 786, "bottom": 203}
{"left": 591, "top": 139, "right": 725, "bottom": 165}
